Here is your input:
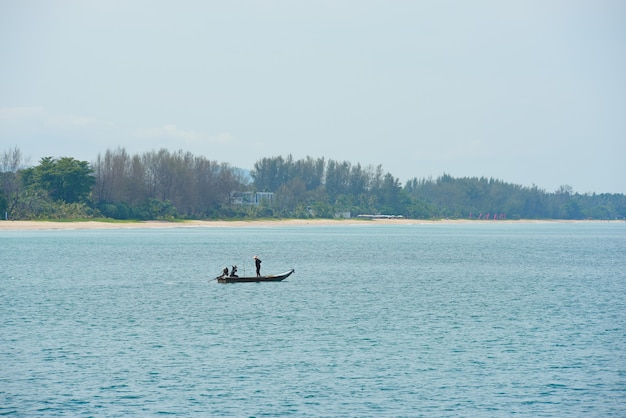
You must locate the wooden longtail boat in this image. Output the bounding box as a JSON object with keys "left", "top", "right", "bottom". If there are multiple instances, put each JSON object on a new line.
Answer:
{"left": 216, "top": 269, "right": 295, "bottom": 283}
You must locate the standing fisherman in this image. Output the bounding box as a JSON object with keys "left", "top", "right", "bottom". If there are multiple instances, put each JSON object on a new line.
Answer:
{"left": 254, "top": 255, "right": 262, "bottom": 277}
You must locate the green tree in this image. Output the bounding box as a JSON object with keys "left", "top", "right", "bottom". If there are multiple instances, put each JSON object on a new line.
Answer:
{"left": 1, "top": 146, "right": 29, "bottom": 218}
{"left": 22, "top": 157, "right": 95, "bottom": 203}
{"left": 251, "top": 156, "right": 291, "bottom": 192}
{"left": 0, "top": 190, "right": 7, "bottom": 218}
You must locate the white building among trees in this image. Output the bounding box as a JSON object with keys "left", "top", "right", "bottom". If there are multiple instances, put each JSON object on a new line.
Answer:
{"left": 231, "top": 191, "right": 274, "bottom": 206}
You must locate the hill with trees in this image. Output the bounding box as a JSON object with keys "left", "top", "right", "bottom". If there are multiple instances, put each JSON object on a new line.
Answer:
{"left": 1, "top": 147, "right": 624, "bottom": 221}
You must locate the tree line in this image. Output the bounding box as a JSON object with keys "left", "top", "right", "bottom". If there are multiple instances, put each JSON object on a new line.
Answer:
{"left": 1, "top": 146, "right": 624, "bottom": 220}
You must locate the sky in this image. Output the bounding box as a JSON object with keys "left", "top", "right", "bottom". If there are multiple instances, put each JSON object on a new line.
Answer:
{"left": 1, "top": 0, "right": 625, "bottom": 194}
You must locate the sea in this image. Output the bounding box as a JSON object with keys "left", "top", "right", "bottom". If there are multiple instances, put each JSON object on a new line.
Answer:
{"left": 1, "top": 222, "right": 625, "bottom": 417}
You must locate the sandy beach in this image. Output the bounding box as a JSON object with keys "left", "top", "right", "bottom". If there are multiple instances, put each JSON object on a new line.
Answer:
{"left": 0, "top": 218, "right": 415, "bottom": 231}
{"left": 0, "top": 218, "right": 613, "bottom": 231}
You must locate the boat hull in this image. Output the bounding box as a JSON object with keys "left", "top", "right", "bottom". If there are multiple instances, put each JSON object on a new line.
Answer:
{"left": 216, "top": 269, "right": 295, "bottom": 283}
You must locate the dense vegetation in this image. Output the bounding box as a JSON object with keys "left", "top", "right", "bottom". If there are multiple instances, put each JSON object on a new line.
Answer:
{"left": 1, "top": 146, "right": 624, "bottom": 221}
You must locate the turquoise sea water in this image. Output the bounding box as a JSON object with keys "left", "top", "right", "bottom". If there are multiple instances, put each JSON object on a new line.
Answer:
{"left": 1, "top": 222, "right": 625, "bottom": 416}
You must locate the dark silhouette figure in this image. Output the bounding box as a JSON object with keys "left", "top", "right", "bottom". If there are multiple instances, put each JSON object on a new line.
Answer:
{"left": 254, "top": 255, "right": 262, "bottom": 277}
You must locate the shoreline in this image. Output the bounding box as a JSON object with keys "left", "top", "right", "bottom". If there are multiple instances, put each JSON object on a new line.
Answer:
{"left": 0, "top": 218, "right": 620, "bottom": 231}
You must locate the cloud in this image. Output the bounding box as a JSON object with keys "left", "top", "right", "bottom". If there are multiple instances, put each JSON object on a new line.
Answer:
{"left": 409, "top": 137, "right": 533, "bottom": 164}
{"left": 47, "top": 115, "right": 97, "bottom": 127}
{"left": 0, "top": 106, "right": 46, "bottom": 122}
{"left": 0, "top": 106, "right": 50, "bottom": 137}
{"left": 134, "top": 124, "right": 234, "bottom": 145}
{"left": 0, "top": 106, "right": 96, "bottom": 128}
{"left": 213, "top": 132, "right": 234, "bottom": 144}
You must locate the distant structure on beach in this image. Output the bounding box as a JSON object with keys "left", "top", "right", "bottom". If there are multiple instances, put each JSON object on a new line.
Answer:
{"left": 357, "top": 214, "right": 404, "bottom": 219}
{"left": 230, "top": 191, "right": 274, "bottom": 206}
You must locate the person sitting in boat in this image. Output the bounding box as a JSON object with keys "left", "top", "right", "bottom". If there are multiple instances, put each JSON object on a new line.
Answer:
{"left": 222, "top": 266, "right": 229, "bottom": 277}
{"left": 230, "top": 265, "right": 238, "bottom": 277}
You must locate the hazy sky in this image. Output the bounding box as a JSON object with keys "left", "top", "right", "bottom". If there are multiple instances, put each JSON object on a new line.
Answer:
{"left": 1, "top": 1, "right": 625, "bottom": 193}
